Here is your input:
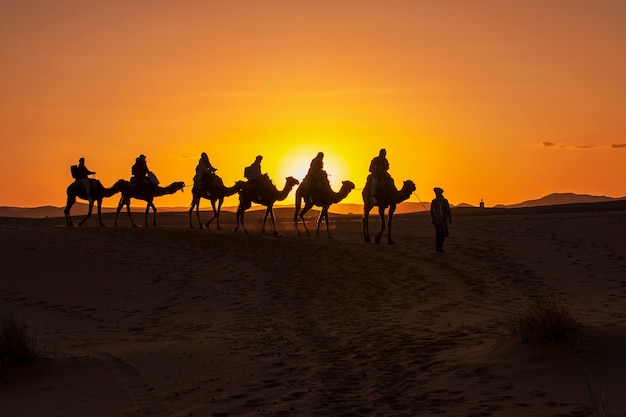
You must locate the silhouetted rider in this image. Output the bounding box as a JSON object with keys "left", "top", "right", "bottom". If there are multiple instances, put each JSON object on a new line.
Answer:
{"left": 194, "top": 152, "right": 218, "bottom": 194}
{"left": 73, "top": 157, "right": 96, "bottom": 201}
{"left": 369, "top": 148, "right": 389, "bottom": 204}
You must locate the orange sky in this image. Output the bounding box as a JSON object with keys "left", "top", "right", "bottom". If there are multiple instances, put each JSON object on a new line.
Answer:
{"left": 1, "top": 1, "right": 625, "bottom": 209}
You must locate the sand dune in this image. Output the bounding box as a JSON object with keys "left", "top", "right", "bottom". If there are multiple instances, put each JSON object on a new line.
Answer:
{"left": 1, "top": 205, "right": 625, "bottom": 416}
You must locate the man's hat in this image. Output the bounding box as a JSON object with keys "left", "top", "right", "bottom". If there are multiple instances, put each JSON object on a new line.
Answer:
{"left": 434, "top": 187, "right": 444, "bottom": 194}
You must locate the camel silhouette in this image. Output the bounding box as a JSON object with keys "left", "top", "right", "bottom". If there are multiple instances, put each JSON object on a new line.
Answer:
{"left": 234, "top": 174, "right": 299, "bottom": 236}
{"left": 188, "top": 173, "right": 245, "bottom": 229}
{"left": 293, "top": 177, "right": 355, "bottom": 238}
{"left": 64, "top": 179, "right": 125, "bottom": 227}
{"left": 114, "top": 180, "right": 185, "bottom": 227}
{"left": 362, "top": 174, "right": 416, "bottom": 244}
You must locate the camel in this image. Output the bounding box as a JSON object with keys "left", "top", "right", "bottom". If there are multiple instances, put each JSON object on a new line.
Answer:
{"left": 64, "top": 179, "right": 125, "bottom": 227}
{"left": 362, "top": 174, "right": 416, "bottom": 244}
{"left": 188, "top": 173, "right": 245, "bottom": 229}
{"left": 114, "top": 180, "right": 186, "bottom": 227}
{"left": 234, "top": 174, "right": 299, "bottom": 236}
{"left": 293, "top": 176, "right": 356, "bottom": 238}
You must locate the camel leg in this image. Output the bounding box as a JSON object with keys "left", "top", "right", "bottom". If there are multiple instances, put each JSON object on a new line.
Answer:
{"left": 262, "top": 207, "right": 270, "bottom": 234}
{"left": 293, "top": 197, "right": 302, "bottom": 236}
{"left": 298, "top": 202, "right": 313, "bottom": 236}
{"left": 97, "top": 199, "right": 105, "bottom": 227}
{"left": 234, "top": 208, "right": 249, "bottom": 234}
{"left": 146, "top": 201, "right": 157, "bottom": 227}
{"left": 206, "top": 199, "right": 219, "bottom": 229}
{"left": 115, "top": 197, "right": 127, "bottom": 226}
{"left": 375, "top": 207, "right": 386, "bottom": 244}
{"left": 387, "top": 205, "right": 396, "bottom": 245}
{"left": 78, "top": 200, "right": 95, "bottom": 227}
{"left": 64, "top": 197, "right": 76, "bottom": 226}
{"left": 269, "top": 207, "right": 279, "bottom": 237}
{"left": 116, "top": 197, "right": 137, "bottom": 227}
{"left": 362, "top": 206, "right": 372, "bottom": 243}
{"left": 240, "top": 210, "right": 249, "bottom": 234}
{"left": 261, "top": 205, "right": 279, "bottom": 236}
{"left": 189, "top": 198, "right": 198, "bottom": 228}
{"left": 234, "top": 210, "right": 241, "bottom": 232}
{"left": 318, "top": 206, "right": 331, "bottom": 238}
{"left": 115, "top": 202, "right": 121, "bottom": 226}
{"left": 210, "top": 199, "right": 224, "bottom": 230}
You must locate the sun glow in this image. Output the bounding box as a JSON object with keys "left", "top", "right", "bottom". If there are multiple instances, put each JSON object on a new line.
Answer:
{"left": 276, "top": 146, "right": 349, "bottom": 193}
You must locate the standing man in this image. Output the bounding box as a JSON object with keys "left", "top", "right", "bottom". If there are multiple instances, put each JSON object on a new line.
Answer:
{"left": 430, "top": 187, "right": 452, "bottom": 252}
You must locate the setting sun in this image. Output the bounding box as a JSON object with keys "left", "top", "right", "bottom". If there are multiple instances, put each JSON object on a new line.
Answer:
{"left": 0, "top": 1, "right": 624, "bottom": 209}
{"left": 276, "top": 146, "right": 350, "bottom": 192}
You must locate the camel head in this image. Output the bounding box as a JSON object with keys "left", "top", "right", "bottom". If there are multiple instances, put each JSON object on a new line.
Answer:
{"left": 272, "top": 176, "right": 300, "bottom": 202}
{"left": 284, "top": 176, "right": 300, "bottom": 191}
{"left": 397, "top": 180, "right": 416, "bottom": 203}
{"left": 170, "top": 181, "right": 186, "bottom": 193}
{"left": 341, "top": 180, "right": 356, "bottom": 193}
{"left": 402, "top": 180, "right": 416, "bottom": 193}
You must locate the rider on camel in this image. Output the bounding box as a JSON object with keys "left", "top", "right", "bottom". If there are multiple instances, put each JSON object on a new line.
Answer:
{"left": 131, "top": 154, "right": 150, "bottom": 194}
{"left": 244, "top": 155, "right": 266, "bottom": 201}
{"left": 369, "top": 148, "right": 390, "bottom": 204}
{"left": 193, "top": 152, "right": 218, "bottom": 196}
{"left": 74, "top": 157, "right": 96, "bottom": 202}
{"left": 302, "top": 152, "right": 328, "bottom": 202}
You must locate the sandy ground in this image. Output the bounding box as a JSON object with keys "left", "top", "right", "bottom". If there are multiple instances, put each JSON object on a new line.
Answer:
{"left": 1, "top": 204, "right": 626, "bottom": 417}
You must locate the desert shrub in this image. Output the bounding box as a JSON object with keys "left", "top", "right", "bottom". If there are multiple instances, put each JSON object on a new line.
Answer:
{"left": 509, "top": 296, "right": 583, "bottom": 347}
{"left": 0, "top": 312, "right": 39, "bottom": 371}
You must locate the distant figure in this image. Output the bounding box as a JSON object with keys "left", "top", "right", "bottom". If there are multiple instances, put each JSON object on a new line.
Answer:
{"left": 369, "top": 148, "right": 390, "bottom": 204}
{"left": 193, "top": 152, "right": 217, "bottom": 192}
{"left": 480, "top": 198, "right": 485, "bottom": 209}
{"left": 430, "top": 187, "right": 452, "bottom": 252}
{"left": 72, "top": 157, "right": 96, "bottom": 201}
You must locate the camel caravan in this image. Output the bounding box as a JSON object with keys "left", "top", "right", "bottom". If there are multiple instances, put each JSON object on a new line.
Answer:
{"left": 64, "top": 149, "right": 416, "bottom": 244}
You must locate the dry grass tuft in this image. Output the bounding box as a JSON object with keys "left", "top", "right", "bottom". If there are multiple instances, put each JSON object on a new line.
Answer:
{"left": 586, "top": 375, "right": 610, "bottom": 417}
{"left": 509, "top": 295, "right": 583, "bottom": 348}
{"left": 1, "top": 312, "right": 39, "bottom": 372}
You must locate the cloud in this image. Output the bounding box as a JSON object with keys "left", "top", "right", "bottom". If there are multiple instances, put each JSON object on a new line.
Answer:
{"left": 610, "top": 143, "right": 626, "bottom": 149}
{"left": 533, "top": 141, "right": 609, "bottom": 149}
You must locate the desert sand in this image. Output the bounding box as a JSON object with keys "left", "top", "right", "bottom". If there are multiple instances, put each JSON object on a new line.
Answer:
{"left": 1, "top": 204, "right": 626, "bottom": 417}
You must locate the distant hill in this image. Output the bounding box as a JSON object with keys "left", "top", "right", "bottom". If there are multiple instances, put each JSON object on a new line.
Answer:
{"left": 501, "top": 192, "right": 623, "bottom": 209}
{"left": 2, "top": 192, "right": 624, "bottom": 219}
{"left": 0, "top": 203, "right": 181, "bottom": 219}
